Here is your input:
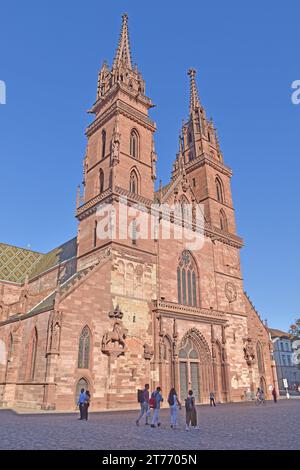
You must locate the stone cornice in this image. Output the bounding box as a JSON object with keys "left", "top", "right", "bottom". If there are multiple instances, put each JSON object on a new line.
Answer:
{"left": 153, "top": 299, "right": 227, "bottom": 324}
{"left": 89, "top": 82, "right": 154, "bottom": 115}
{"left": 76, "top": 188, "right": 113, "bottom": 219}
{"left": 86, "top": 99, "right": 156, "bottom": 138}
{"left": 185, "top": 153, "right": 233, "bottom": 178}
{"left": 206, "top": 223, "right": 244, "bottom": 248}
{"left": 115, "top": 186, "right": 154, "bottom": 206}
{"left": 76, "top": 187, "right": 243, "bottom": 248}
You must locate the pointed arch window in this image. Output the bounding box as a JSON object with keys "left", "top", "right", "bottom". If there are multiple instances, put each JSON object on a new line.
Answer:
{"left": 99, "top": 169, "right": 104, "bottom": 193}
{"left": 177, "top": 251, "right": 198, "bottom": 306}
{"left": 93, "top": 221, "right": 97, "bottom": 248}
{"left": 28, "top": 328, "right": 38, "bottom": 381}
{"left": 215, "top": 176, "right": 224, "bottom": 203}
{"left": 129, "top": 170, "right": 138, "bottom": 194}
{"left": 219, "top": 209, "right": 228, "bottom": 231}
{"left": 130, "top": 130, "right": 139, "bottom": 159}
{"left": 180, "top": 195, "right": 190, "bottom": 225}
{"left": 101, "top": 130, "right": 106, "bottom": 160}
{"left": 78, "top": 326, "right": 91, "bottom": 369}
{"left": 7, "top": 333, "right": 13, "bottom": 362}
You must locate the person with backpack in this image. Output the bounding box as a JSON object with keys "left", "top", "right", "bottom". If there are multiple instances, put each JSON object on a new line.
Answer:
{"left": 150, "top": 386, "right": 163, "bottom": 428}
{"left": 209, "top": 391, "right": 216, "bottom": 407}
{"left": 185, "top": 390, "right": 198, "bottom": 431}
{"left": 168, "top": 387, "right": 181, "bottom": 429}
{"left": 136, "top": 384, "right": 151, "bottom": 426}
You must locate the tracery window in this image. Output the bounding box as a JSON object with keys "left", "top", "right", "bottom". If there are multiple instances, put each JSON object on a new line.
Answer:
{"left": 101, "top": 130, "right": 106, "bottom": 159}
{"left": 129, "top": 170, "right": 138, "bottom": 194}
{"left": 130, "top": 129, "right": 139, "bottom": 159}
{"left": 216, "top": 176, "right": 224, "bottom": 203}
{"left": 78, "top": 326, "right": 91, "bottom": 369}
{"left": 219, "top": 209, "right": 228, "bottom": 231}
{"left": 177, "top": 251, "right": 198, "bottom": 306}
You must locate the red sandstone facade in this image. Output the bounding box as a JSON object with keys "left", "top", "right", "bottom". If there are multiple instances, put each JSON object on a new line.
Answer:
{"left": 0, "top": 15, "right": 278, "bottom": 410}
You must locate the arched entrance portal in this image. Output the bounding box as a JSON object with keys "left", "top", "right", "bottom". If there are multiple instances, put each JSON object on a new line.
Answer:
{"left": 178, "top": 330, "right": 213, "bottom": 403}
{"left": 260, "top": 376, "right": 267, "bottom": 396}
{"left": 75, "top": 377, "right": 89, "bottom": 405}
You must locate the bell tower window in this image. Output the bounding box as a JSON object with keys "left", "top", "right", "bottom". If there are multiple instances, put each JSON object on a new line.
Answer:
{"left": 130, "top": 130, "right": 139, "bottom": 159}
{"left": 130, "top": 170, "right": 138, "bottom": 194}
{"left": 101, "top": 130, "right": 106, "bottom": 160}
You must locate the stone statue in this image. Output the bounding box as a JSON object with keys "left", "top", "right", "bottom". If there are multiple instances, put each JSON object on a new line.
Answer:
{"left": 111, "top": 139, "right": 120, "bottom": 162}
{"left": 102, "top": 321, "right": 128, "bottom": 356}
{"left": 243, "top": 337, "right": 255, "bottom": 366}
{"left": 143, "top": 343, "right": 154, "bottom": 361}
{"left": 51, "top": 321, "right": 61, "bottom": 352}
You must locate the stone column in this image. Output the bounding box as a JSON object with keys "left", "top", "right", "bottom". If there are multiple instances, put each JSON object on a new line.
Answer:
{"left": 173, "top": 319, "right": 179, "bottom": 391}
{"left": 211, "top": 324, "right": 218, "bottom": 399}
{"left": 222, "top": 324, "right": 231, "bottom": 402}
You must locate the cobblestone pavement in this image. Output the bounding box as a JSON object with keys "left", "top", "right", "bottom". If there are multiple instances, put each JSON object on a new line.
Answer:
{"left": 0, "top": 400, "right": 299, "bottom": 450}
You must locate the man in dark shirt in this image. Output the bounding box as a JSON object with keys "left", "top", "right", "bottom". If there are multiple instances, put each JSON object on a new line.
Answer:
{"left": 210, "top": 391, "right": 216, "bottom": 407}
{"left": 136, "top": 384, "right": 150, "bottom": 426}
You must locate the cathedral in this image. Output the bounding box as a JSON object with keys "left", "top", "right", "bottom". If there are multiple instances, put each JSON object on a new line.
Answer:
{"left": 0, "top": 14, "right": 278, "bottom": 410}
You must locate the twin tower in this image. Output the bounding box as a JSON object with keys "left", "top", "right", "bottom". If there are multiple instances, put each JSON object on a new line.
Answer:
{"left": 76, "top": 13, "right": 239, "bottom": 260}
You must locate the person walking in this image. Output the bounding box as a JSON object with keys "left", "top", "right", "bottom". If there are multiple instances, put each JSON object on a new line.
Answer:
{"left": 209, "top": 391, "right": 216, "bottom": 407}
{"left": 150, "top": 387, "right": 163, "bottom": 428}
{"left": 272, "top": 387, "right": 277, "bottom": 403}
{"left": 77, "top": 388, "right": 87, "bottom": 420}
{"left": 84, "top": 390, "right": 91, "bottom": 420}
{"left": 168, "top": 387, "right": 181, "bottom": 429}
{"left": 185, "top": 390, "right": 198, "bottom": 431}
{"left": 136, "top": 384, "right": 151, "bottom": 426}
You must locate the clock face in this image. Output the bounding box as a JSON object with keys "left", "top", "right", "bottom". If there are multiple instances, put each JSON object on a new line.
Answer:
{"left": 225, "top": 282, "right": 237, "bottom": 302}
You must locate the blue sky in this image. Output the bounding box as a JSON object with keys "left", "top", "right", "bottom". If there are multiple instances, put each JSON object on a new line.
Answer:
{"left": 0, "top": 1, "right": 299, "bottom": 331}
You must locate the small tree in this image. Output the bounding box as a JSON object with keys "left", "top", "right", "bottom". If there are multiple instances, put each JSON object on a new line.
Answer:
{"left": 289, "top": 319, "right": 300, "bottom": 339}
{"left": 289, "top": 319, "right": 300, "bottom": 371}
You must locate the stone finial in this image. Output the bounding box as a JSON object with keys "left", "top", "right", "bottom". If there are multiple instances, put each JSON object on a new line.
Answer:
{"left": 108, "top": 304, "right": 123, "bottom": 319}
{"left": 188, "top": 68, "right": 201, "bottom": 114}
{"left": 113, "top": 13, "right": 132, "bottom": 70}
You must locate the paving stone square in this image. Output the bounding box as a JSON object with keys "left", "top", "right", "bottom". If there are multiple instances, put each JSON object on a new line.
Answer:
{"left": 0, "top": 400, "right": 299, "bottom": 450}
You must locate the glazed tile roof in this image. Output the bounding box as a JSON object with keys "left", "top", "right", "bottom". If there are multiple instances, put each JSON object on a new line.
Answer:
{"left": 0, "top": 243, "right": 43, "bottom": 283}
{"left": 29, "top": 238, "right": 77, "bottom": 280}
{"left": 0, "top": 237, "right": 77, "bottom": 284}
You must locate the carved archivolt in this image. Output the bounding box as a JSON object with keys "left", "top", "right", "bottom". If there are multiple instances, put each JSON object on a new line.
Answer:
{"left": 180, "top": 328, "right": 212, "bottom": 361}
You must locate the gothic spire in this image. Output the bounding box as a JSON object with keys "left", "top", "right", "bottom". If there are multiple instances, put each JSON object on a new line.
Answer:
{"left": 113, "top": 13, "right": 132, "bottom": 70}
{"left": 188, "top": 68, "right": 201, "bottom": 114}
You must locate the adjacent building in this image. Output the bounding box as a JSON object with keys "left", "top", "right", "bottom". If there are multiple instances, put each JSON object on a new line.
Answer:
{"left": 269, "top": 328, "right": 300, "bottom": 391}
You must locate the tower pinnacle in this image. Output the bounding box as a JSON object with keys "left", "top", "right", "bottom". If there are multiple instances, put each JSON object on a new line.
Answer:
{"left": 188, "top": 68, "right": 201, "bottom": 114}
{"left": 113, "top": 13, "right": 132, "bottom": 70}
